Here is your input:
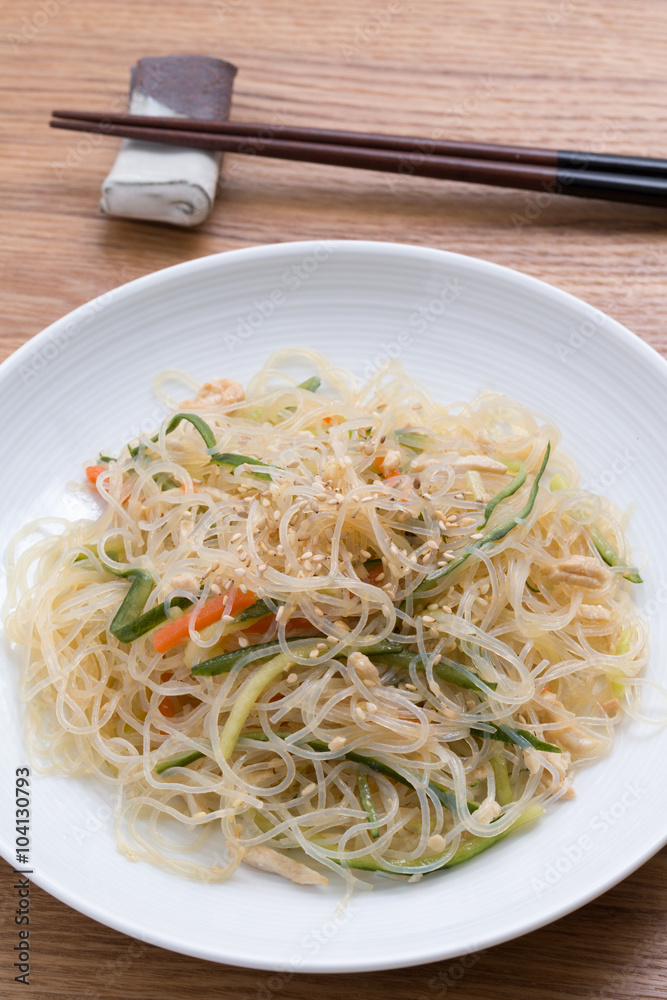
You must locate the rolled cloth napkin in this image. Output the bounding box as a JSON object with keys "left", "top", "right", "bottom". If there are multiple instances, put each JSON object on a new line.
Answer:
{"left": 100, "top": 55, "right": 237, "bottom": 227}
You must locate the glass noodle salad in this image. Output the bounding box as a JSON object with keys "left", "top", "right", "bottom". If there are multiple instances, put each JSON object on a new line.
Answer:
{"left": 5, "top": 350, "right": 649, "bottom": 891}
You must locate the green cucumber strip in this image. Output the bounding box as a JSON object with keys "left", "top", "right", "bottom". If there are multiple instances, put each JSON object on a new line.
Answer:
{"left": 416, "top": 443, "right": 551, "bottom": 593}
{"left": 358, "top": 774, "right": 380, "bottom": 839}
{"left": 209, "top": 452, "right": 273, "bottom": 480}
{"left": 470, "top": 722, "right": 561, "bottom": 753}
{"left": 590, "top": 524, "right": 642, "bottom": 584}
{"left": 152, "top": 412, "right": 217, "bottom": 449}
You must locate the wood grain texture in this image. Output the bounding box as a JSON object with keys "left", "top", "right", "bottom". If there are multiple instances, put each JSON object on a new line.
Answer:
{"left": 1, "top": 0, "right": 667, "bottom": 996}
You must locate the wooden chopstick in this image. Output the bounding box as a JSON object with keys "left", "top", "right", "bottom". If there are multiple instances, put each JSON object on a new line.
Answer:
{"left": 52, "top": 109, "right": 667, "bottom": 177}
{"left": 49, "top": 113, "right": 667, "bottom": 208}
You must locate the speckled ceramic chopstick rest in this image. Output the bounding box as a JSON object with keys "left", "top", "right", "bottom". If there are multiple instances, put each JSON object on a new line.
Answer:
{"left": 100, "top": 55, "right": 237, "bottom": 227}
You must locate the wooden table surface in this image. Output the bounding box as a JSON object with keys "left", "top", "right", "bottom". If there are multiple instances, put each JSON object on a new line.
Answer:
{"left": 2, "top": 0, "right": 667, "bottom": 996}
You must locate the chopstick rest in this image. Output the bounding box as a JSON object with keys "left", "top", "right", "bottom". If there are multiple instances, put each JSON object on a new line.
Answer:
{"left": 100, "top": 55, "right": 237, "bottom": 227}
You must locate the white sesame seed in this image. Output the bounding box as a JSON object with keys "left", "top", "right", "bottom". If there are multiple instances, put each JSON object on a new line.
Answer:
{"left": 427, "top": 834, "right": 446, "bottom": 852}
{"left": 240, "top": 584, "right": 248, "bottom": 594}
{"left": 328, "top": 736, "right": 347, "bottom": 751}
{"left": 258, "top": 562, "right": 268, "bottom": 573}
{"left": 433, "top": 654, "right": 442, "bottom": 665}
{"left": 287, "top": 459, "right": 299, "bottom": 469}
{"left": 302, "top": 551, "right": 313, "bottom": 560}
{"left": 211, "top": 584, "right": 221, "bottom": 595}
{"left": 404, "top": 683, "right": 418, "bottom": 692}
{"left": 375, "top": 572, "right": 385, "bottom": 582}
{"left": 317, "top": 642, "right": 328, "bottom": 650}
{"left": 309, "top": 648, "right": 320, "bottom": 659}
{"left": 262, "top": 498, "right": 271, "bottom": 508}
{"left": 231, "top": 532, "right": 242, "bottom": 543}
{"left": 286, "top": 672, "right": 298, "bottom": 684}
{"left": 471, "top": 532, "right": 484, "bottom": 540}
{"left": 301, "top": 782, "right": 317, "bottom": 797}
{"left": 422, "top": 615, "right": 436, "bottom": 624}
{"left": 426, "top": 540, "right": 439, "bottom": 550}
{"left": 360, "top": 549, "right": 372, "bottom": 560}
{"left": 355, "top": 705, "right": 367, "bottom": 721}
{"left": 273, "top": 510, "right": 281, "bottom": 521}
{"left": 237, "top": 635, "right": 249, "bottom": 648}
{"left": 234, "top": 567, "right": 246, "bottom": 578}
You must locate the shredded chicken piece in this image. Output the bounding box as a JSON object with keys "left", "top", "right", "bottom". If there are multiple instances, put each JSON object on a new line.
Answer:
{"left": 542, "top": 555, "right": 611, "bottom": 590}
{"left": 169, "top": 573, "right": 200, "bottom": 594}
{"left": 576, "top": 604, "right": 612, "bottom": 621}
{"left": 475, "top": 797, "right": 502, "bottom": 825}
{"left": 381, "top": 449, "right": 402, "bottom": 475}
{"left": 538, "top": 692, "right": 599, "bottom": 753}
{"left": 242, "top": 844, "right": 327, "bottom": 886}
{"left": 552, "top": 727, "right": 600, "bottom": 754}
{"left": 409, "top": 455, "right": 440, "bottom": 472}
{"left": 182, "top": 378, "right": 245, "bottom": 409}
{"left": 453, "top": 455, "right": 508, "bottom": 474}
{"left": 528, "top": 748, "right": 575, "bottom": 804}
{"left": 348, "top": 650, "right": 381, "bottom": 686}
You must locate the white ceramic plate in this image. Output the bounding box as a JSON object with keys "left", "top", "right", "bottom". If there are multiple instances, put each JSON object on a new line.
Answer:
{"left": 1, "top": 240, "right": 666, "bottom": 973}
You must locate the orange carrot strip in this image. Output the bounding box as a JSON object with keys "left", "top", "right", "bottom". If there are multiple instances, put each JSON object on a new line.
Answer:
{"left": 152, "top": 589, "right": 257, "bottom": 654}
{"left": 85, "top": 465, "right": 105, "bottom": 485}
